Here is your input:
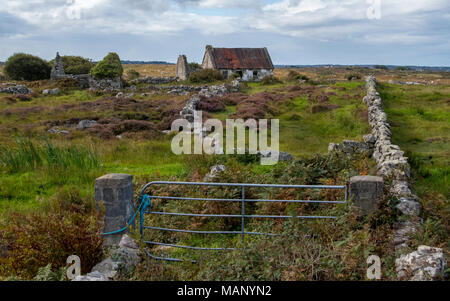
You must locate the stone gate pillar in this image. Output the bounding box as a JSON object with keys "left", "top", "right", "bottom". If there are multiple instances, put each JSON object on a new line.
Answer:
{"left": 95, "top": 173, "right": 134, "bottom": 247}
{"left": 349, "top": 175, "right": 384, "bottom": 215}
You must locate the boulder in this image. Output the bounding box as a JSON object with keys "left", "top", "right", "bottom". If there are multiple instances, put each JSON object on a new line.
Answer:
{"left": 396, "top": 246, "right": 447, "bottom": 280}
{"left": 77, "top": 120, "right": 98, "bottom": 130}
{"left": 204, "top": 164, "right": 226, "bottom": 181}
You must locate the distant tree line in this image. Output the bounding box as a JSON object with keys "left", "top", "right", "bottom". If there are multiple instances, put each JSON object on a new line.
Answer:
{"left": 2, "top": 52, "right": 124, "bottom": 81}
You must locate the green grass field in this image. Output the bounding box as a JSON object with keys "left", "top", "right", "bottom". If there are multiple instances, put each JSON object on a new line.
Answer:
{"left": 0, "top": 67, "right": 448, "bottom": 280}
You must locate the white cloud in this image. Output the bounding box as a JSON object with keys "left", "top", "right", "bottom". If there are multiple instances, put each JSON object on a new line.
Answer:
{"left": 0, "top": 0, "right": 448, "bottom": 64}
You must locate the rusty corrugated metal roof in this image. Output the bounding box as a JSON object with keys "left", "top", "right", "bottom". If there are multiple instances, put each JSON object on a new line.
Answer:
{"left": 210, "top": 48, "right": 274, "bottom": 70}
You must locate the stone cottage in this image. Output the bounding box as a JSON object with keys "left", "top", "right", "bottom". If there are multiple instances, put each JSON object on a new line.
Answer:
{"left": 201, "top": 45, "right": 274, "bottom": 81}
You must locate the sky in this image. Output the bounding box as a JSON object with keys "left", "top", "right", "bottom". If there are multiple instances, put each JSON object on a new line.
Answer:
{"left": 0, "top": 0, "right": 449, "bottom": 66}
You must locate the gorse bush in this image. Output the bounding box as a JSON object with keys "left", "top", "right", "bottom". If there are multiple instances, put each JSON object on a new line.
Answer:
{"left": 0, "top": 187, "right": 103, "bottom": 279}
{"left": 49, "top": 55, "right": 94, "bottom": 75}
{"left": 4, "top": 53, "right": 51, "bottom": 81}
{"left": 90, "top": 52, "right": 123, "bottom": 79}
{"left": 188, "top": 69, "right": 223, "bottom": 83}
{"left": 0, "top": 139, "right": 100, "bottom": 174}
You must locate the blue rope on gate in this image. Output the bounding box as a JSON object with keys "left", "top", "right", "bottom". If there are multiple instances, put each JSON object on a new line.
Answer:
{"left": 102, "top": 194, "right": 151, "bottom": 236}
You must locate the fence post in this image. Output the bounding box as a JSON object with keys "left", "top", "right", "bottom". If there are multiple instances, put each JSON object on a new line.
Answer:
{"left": 349, "top": 175, "right": 384, "bottom": 215}
{"left": 95, "top": 173, "right": 134, "bottom": 247}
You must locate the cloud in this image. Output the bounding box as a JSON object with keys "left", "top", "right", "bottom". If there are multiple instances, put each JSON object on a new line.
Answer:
{"left": 0, "top": 0, "right": 448, "bottom": 65}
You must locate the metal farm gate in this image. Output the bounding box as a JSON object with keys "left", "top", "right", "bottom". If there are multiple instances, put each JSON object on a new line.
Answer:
{"left": 135, "top": 181, "right": 348, "bottom": 262}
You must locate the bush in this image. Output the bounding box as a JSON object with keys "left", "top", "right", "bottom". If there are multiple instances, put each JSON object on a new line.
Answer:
{"left": 49, "top": 55, "right": 94, "bottom": 75}
{"left": 346, "top": 73, "right": 361, "bottom": 81}
{"left": 188, "top": 62, "right": 201, "bottom": 71}
{"left": 90, "top": 52, "right": 123, "bottom": 79}
{"left": 126, "top": 69, "right": 140, "bottom": 80}
{"left": 261, "top": 75, "right": 282, "bottom": 85}
{"left": 0, "top": 187, "right": 103, "bottom": 279}
{"left": 4, "top": 53, "right": 51, "bottom": 81}
{"left": 374, "top": 65, "right": 388, "bottom": 70}
{"left": 188, "top": 69, "right": 223, "bottom": 83}
{"left": 286, "top": 70, "right": 309, "bottom": 82}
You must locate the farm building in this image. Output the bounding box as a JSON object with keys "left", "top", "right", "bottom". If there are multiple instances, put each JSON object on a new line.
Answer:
{"left": 201, "top": 45, "right": 274, "bottom": 81}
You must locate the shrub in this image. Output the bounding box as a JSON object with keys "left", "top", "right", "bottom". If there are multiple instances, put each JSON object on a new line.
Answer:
{"left": 49, "top": 55, "right": 94, "bottom": 75}
{"left": 126, "top": 69, "right": 140, "bottom": 80}
{"left": 286, "top": 70, "right": 309, "bottom": 82}
{"left": 374, "top": 65, "right": 388, "bottom": 70}
{"left": 197, "top": 96, "right": 226, "bottom": 112}
{"left": 261, "top": 75, "right": 282, "bottom": 85}
{"left": 90, "top": 52, "right": 123, "bottom": 79}
{"left": 188, "top": 69, "right": 223, "bottom": 83}
{"left": 346, "top": 73, "right": 361, "bottom": 81}
{"left": 188, "top": 62, "right": 201, "bottom": 71}
{"left": 4, "top": 53, "right": 51, "bottom": 81}
{"left": 0, "top": 187, "right": 103, "bottom": 279}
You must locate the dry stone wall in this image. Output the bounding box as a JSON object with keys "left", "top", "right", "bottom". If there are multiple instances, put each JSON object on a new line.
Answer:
{"left": 362, "top": 76, "right": 447, "bottom": 280}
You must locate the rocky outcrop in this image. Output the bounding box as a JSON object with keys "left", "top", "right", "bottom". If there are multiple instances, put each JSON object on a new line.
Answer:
{"left": 396, "top": 246, "right": 447, "bottom": 281}
{"left": 73, "top": 234, "right": 141, "bottom": 281}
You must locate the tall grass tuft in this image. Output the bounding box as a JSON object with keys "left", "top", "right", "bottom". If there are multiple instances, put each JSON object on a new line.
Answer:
{"left": 0, "top": 138, "right": 100, "bottom": 174}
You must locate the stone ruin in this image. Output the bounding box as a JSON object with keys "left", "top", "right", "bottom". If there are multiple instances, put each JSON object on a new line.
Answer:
{"left": 50, "top": 52, "right": 66, "bottom": 80}
{"left": 176, "top": 55, "right": 189, "bottom": 80}
{"left": 49, "top": 52, "right": 121, "bottom": 91}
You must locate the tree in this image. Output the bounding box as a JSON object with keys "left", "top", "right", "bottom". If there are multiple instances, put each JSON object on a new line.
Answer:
{"left": 89, "top": 52, "right": 123, "bottom": 79}
{"left": 4, "top": 53, "right": 51, "bottom": 81}
{"left": 49, "top": 55, "right": 94, "bottom": 75}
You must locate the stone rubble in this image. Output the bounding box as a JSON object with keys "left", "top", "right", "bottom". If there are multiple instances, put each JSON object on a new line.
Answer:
{"left": 73, "top": 234, "right": 141, "bottom": 281}
{"left": 396, "top": 246, "right": 447, "bottom": 281}
{"left": 0, "top": 84, "right": 32, "bottom": 94}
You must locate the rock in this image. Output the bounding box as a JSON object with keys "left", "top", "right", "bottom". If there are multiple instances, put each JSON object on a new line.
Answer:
{"left": 47, "top": 127, "right": 69, "bottom": 135}
{"left": 396, "top": 198, "right": 421, "bottom": 216}
{"left": 259, "top": 151, "right": 294, "bottom": 162}
{"left": 119, "top": 234, "right": 139, "bottom": 249}
{"left": 76, "top": 120, "right": 98, "bottom": 130}
{"left": 204, "top": 164, "right": 226, "bottom": 181}
{"left": 73, "top": 271, "right": 109, "bottom": 281}
{"left": 0, "top": 84, "right": 32, "bottom": 95}
{"left": 394, "top": 220, "right": 419, "bottom": 249}
{"left": 396, "top": 246, "right": 447, "bottom": 280}
{"left": 91, "top": 258, "right": 120, "bottom": 280}
{"left": 328, "top": 143, "right": 342, "bottom": 153}
{"left": 342, "top": 140, "right": 370, "bottom": 154}
{"left": 363, "top": 134, "right": 376, "bottom": 146}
